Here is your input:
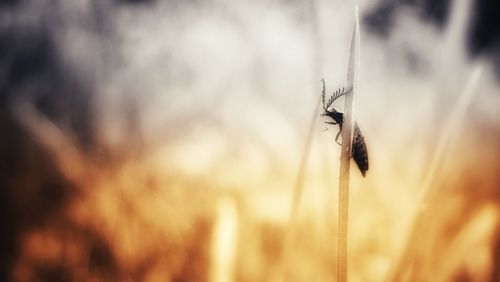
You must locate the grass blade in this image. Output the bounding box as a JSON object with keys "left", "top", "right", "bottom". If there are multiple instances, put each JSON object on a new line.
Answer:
{"left": 387, "top": 64, "right": 483, "bottom": 281}
{"left": 337, "top": 5, "right": 360, "bottom": 282}
{"left": 281, "top": 0, "right": 323, "bottom": 280}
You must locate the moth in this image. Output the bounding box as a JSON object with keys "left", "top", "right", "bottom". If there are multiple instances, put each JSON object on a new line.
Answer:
{"left": 321, "top": 79, "right": 369, "bottom": 177}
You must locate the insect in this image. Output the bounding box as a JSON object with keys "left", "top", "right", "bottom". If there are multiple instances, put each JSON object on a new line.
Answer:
{"left": 321, "top": 79, "right": 369, "bottom": 177}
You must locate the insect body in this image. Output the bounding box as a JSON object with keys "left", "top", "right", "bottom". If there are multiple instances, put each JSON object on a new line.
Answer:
{"left": 322, "top": 108, "right": 344, "bottom": 145}
{"left": 321, "top": 79, "right": 369, "bottom": 177}
{"left": 352, "top": 122, "right": 369, "bottom": 177}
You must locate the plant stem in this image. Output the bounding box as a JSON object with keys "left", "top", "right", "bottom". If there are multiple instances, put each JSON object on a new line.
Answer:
{"left": 337, "top": 6, "right": 359, "bottom": 282}
{"left": 387, "top": 65, "right": 482, "bottom": 281}
{"left": 282, "top": 0, "right": 323, "bottom": 280}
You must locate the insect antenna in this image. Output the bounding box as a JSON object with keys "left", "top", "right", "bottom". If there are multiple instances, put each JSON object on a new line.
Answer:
{"left": 330, "top": 86, "right": 351, "bottom": 105}
{"left": 321, "top": 79, "right": 352, "bottom": 111}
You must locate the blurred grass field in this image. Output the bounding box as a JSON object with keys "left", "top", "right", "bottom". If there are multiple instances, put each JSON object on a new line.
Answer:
{"left": 1, "top": 0, "right": 499, "bottom": 281}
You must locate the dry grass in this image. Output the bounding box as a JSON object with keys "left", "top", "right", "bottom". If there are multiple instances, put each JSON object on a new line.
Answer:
{"left": 2, "top": 1, "right": 500, "bottom": 282}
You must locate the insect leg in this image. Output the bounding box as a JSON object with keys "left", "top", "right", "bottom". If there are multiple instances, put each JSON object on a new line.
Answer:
{"left": 335, "top": 123, "right": 343, "bottom": 145}
{"left": 335, "top": 130, "right": 342, "bottom": 145}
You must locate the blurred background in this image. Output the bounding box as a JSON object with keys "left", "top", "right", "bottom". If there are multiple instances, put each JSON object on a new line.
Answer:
{"left": 0, "top": 0, "right": 499, "bottom": 281}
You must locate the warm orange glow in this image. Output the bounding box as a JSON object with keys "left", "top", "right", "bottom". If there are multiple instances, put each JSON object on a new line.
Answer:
{"left": 3, "top": 0, "right": 500, "bottom": 281}
{"left": 8, "top": 123, "right": 499, "bottom": 281}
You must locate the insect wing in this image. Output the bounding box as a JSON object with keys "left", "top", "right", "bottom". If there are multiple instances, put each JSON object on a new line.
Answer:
{"left": 352, "top": 122, "right": 369, "bottom": 177}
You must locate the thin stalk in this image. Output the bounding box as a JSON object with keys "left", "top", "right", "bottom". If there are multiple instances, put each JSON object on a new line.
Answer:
{"left": 387, "top": 64, "right": 482, "bottom": 281}
{"left": 281, "top": 0, "right": 323, "bottom": 280}
{"left": 289, "top": 96, "right": 323, "bottom": 233}
{"left": 386, "top": 1, "right": 480, "bottom": 279}
{"left": 337, "top": 6, "right": 360, "bottom": 282}
{"left": 12, "top": 100, "right": 86, "bottom": 184}
{"left": 282, "top": 96, "right": 322, "bottom": 280}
